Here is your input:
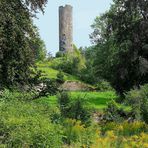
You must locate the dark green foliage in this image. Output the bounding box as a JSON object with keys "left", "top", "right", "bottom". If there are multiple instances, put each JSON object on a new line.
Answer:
{"left": 91, "top": 0, "right": 148, "bottom": 95}
{"left": 79, "top": 46, "right": 96, "bottom": 84}
{"left": 103, "top": 100, "right": 129, "bottom": 123}
{"left": 55, "top": 51, "right": 65, "bottom": 58}
{"left": 37, "top": 78, "right": 59, "bottom": 98}
{"left": 69, "top": 98, "right": 91, "bottom": 125}
{"left": 0, "top": 0, "right": 47, "bottom": 88}
{"left": 58, "top": 91, "right": 71, "bottom": 117}
{"left": 24, "top": 0, "right": 48, "bottom": 12}
{"left": 96, "top": 80, "right": 113, "bottom": 91}
{"left": 58, "top": 92, "right": 91, "bottom": 125}
{"left": 126, "top": 84, "right": 148, "bottom": 123}
{"left": 31, "top": 27, "right": 47, "bottom": 61}
{"left": 56, "top": 70, "right": 65, "bottom": 84}
{"left": 0, "top": 0, "right": 33, "bottom": 87}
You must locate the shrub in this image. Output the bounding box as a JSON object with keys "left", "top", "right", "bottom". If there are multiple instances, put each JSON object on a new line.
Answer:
{"left": 53, "top": 56, "right": 73, "bottom": 74}
{"left": 58, "top": 92, "right": 91, "bottom": 125}
{"left": 63, "top": 119, "right": 85, "bottom": 144}
{"left": 55, "top": 51, "right": 65, "bottom": 57}
{"left": 125, "top": 84, "right": 148, "bottom": 123}
{"left": 63, "top": 119, "right": 98, "bottom": 146}
{"left": 36, "top": 78, "right": 59, "bottom": 98}
{"left": 79, "top": 67, "right": 96, "bottom": 84}
{"left": 92, "top": 130, "right": 148, "bottom": 148}
{"left": 54, "top": 48, "right": 86, "bottom": 77}
{"left": 103, "top": 100, "right": 128, "bottom": 123}
{"left": 58, "top": 91, "right": 71, "bottom": 117}
{"left": 0, "top": 98, "right": 63, "bottom": 147}
{"left": 0, "top": 89, "right": 35, "bottom": 101}
{"left": 96, "top": 80, "right": 113, "bottom": 91}
{"left": 101, "top": 121, "right": 148, "bottom": 136}
{"left": 56, "top": 70, "right": 65, "bottom": 84}
{"left": 69, "top": 98, "right": 91, "bottom": 125}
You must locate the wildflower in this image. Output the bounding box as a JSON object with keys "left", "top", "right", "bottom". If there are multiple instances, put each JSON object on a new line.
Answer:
{"left": 122, "top": 137, "right": 127, "bottom": 142}
{"left": 118, "top": 125, "right": 123, "bottom": 131}
{"left": 143, "top": 143, "right": 148, "bottom": 148}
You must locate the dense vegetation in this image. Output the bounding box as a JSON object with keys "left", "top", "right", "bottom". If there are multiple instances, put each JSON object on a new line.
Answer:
{"left": 0, "top": 0, "right": 148, "bottom": 147}
{"left": 90, "top": 0, "right": 148, "bottom": 95}
{"left": 0, "top": 0, "right": 47, "bottom": 88}
{"left": 0, "top": 90, "right": 148, "bottom": 147}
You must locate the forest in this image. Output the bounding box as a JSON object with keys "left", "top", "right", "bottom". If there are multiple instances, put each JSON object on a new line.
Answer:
{"left": 0, "top": 0, "right": 148, "bottom": 147}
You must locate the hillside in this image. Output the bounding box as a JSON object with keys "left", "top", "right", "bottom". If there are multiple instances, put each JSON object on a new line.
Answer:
{"left": 36, "top": 60, "right": 78, "bottom": 81}
{"left": 36, "top": 60, "right": 95, "bottom": 91}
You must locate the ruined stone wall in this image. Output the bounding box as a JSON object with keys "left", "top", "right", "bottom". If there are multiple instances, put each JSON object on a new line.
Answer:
{"left": 59, "top": 5, "right": 73, "bottom": 52}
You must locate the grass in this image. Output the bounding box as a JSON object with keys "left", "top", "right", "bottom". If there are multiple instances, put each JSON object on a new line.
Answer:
{"left": 36, "top": 61, "right": 79, "bottom": 81}
{"left": 35, "top": 91, "right": 129, "bottom": 111}
{"left": 70, "top": 91, "right": 117, "bottom": 110}
{"left": 35, "top": 61, "right": 129, "bottom": 111}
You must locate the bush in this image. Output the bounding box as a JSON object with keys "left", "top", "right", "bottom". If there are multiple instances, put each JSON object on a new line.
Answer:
{"left": 56, "top": 71, "right": 65, "bottom": 84}
{"left": 36, "top": 78, "right": 59, "bottom": 98}
{"left": 58, "top": 92, "right": 91, "bottom": 125}
{"left": 96, "top": 80, "right": 113, "bottom": 91}
{"left": 54, "top": 48, "right": 86, "bottom": 77}
{"left": 63, "top": 119, "right": 85, "bottom": 144}
{"left": 70, "top": 98, "right": 91, "bottom": 125}
{"left": 58, "top": 91, "right": 71, "bottom": 117}
{"left": 92, "top": 130, "right": 148, "bottom": 148}
{"left": 101, "top": 121, "right": 147, "bottom": 136}
{"left": 125, "top": 84, "right": 148, "bottom": 123}
{"left": 1, "top": 90, "right": 148, "bottom": 148}
{"left": 103, "top": 100, "right": 129, "bottom": 123}
{"left": 55, "top": 51, "right": 65, "bottom": 58}
{"left": 0, "top": 96, "right": 63, "bottom": 147}
{"left": 0, "top": 89, "right": 35, "bottom": 101}
{"left": 63, "top": 119, "right": 98, "bottom": 146}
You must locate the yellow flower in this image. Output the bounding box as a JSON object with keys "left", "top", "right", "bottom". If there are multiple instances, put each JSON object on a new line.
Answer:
{"left": 118, "top": 125, "right": 123, "bottom": 131}
{"left": 143, "top": 143, "right": 148, "bottom": 148}
{"left": 122, "top": 137, "right": 127, "bottom": 142}
{"left": 130, "top": 141, "right": 137, "bottom": 147}
{"left": 131, "top": 135, "right": 139, "bottom": 141}
{"left": 106, "top": 130, "right": 114, "bottom": 136}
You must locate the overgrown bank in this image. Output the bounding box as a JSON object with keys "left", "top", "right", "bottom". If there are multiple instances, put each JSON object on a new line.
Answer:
{"left": 0, "top": 89, "right": 148, "bottom": 147}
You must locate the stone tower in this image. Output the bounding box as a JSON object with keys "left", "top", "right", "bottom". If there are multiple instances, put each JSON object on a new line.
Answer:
{"left": 59, "top": 5, "right": 73, "bottom": 53}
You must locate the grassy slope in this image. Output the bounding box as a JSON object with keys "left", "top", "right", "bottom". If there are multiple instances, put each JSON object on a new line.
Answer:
{"left": 36, "top": 60, "right": 129, "bottom": 111}
{"left": 36, "top": 61, "right": 79, "bottom": 81}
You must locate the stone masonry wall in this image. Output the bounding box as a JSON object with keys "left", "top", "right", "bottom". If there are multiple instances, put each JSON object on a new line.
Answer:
{"left": 59, "top": 5, "right": 73, "bottom": 53}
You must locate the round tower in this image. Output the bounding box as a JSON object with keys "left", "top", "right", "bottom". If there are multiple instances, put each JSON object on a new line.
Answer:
{"left": 59, "top": 5, "right": 73, "bottom": 53}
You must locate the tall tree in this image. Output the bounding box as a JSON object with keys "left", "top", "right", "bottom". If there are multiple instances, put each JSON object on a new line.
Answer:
{"left": 91, "top": 0, "right": 148, "bottom": 95}
{"left": 31, "top": 27, "right": 47, "bottom": 61}
{"left": 0, "top": 0, "right": 47, "bottom": 87}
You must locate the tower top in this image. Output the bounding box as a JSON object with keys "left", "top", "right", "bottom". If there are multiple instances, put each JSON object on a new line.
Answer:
{"left": 59, "top": 5, "right": 73, "bottom": 9}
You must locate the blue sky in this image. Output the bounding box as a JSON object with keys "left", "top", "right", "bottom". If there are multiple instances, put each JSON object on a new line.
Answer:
{"left": 34, "top": 0, "right": 113, "bottom": 55}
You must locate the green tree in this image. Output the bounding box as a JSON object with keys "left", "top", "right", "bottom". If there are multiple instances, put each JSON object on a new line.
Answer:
{"left": 31, "top": 27, "right": 47, "bottom": 61}
{"left": 54, "top": 45, "right": 86, "bottom": 76}
{"left": 0, "top": 0, "right": 47, "bottom": 88}
{"left": 79, "top": 46, "right": 96, "bottom": 84}
{"left": 91, "top": 0, "right": 148, "bottom": 95}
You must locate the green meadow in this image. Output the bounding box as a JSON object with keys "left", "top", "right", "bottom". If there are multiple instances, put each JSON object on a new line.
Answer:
{"left": 35, "top": 91, "right": 129, "bottom": 111}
